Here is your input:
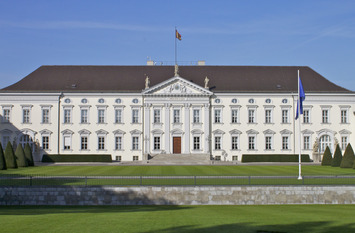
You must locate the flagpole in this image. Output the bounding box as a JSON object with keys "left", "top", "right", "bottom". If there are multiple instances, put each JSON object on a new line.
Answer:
{"left": 175, "top": 27, "right": 177, "bottom": 65}
{"left": 298, "top": 69, "right": 302, "bottom": 180}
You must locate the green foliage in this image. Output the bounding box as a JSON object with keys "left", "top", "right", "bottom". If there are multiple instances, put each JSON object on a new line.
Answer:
{"left": 340, "top": 143, "right": 355, "bottom": 168}
{"left": 15, "top": 144, "right": 28, "bottom": 167}
{"left": 241, "top": 154, "right": 311, "bottom": 163}
{"left": 331, "top": 144, "right": 342, "bottom": 167}
{"left": 42, "top": 154, "right": 112, "bottom": 163}
{"left": 0, "top": 143, "right": 6, "bottom": 170}
{"left": 321, "top": 146, "right": 332, "bottom": 166}
{"left": 4, "top": 142, "right": 17, "bottom": 169}
{"left": 24, "top": 143, "right": 34, "bottom": 166}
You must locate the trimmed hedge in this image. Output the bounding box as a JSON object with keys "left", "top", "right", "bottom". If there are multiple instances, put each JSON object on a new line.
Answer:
{"left": 340, "top": 144, "right": 355, "bottom": 168}
{"left": 24, "top": 143, "right": 34, "bottom": 166}
{"left": 0, "top": 143, "right": 6, "bottom": 170}
{"left": 42, "top": 154, "right": 112, "bottom": 163}
{"left": 15, "top": 144, "right": 28, "bottom": 167}
{"left": 331, "top": 144, "right": 342, "bottom": 167}
{"left": 321, "top": 146, "right": 332, "bottom": 166}
{"left": 241, "top": 154, "right": 311, "bottom": 163}
{"left": 4, "top": 142, "right": 17, "bottom": 168}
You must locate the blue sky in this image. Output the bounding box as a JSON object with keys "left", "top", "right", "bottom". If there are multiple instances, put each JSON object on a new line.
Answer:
{"left": 0, "top": 0, "right": 355, "bottom": 90}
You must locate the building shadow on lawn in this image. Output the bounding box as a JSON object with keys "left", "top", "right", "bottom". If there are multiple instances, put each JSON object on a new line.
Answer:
{"left": 0, "top": 205, "right": 191, "bottom": 215}
{"left": 141, "top": 221, "right": 355, "bottom": 233}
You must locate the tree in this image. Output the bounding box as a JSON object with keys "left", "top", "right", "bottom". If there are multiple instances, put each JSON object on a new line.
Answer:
{"left": 4, "top": 142, "right": 17, "bottom": 169}
{"left": 15, "top": 144, "right": 28, "bottom": 167}
{"left": 24, "top": 143, "right": 34, "bottom": 166}
{"left": 0, "top": 143, "right": 6, "bottom": 170}
{"left": 331, "top": 144, "right": 342, "bottom": 167}
{"left": 321, "top": 146, "right": 332, "bottom": 166}
{"left": 340, "top": 143, "right": 355, "bottom": 168}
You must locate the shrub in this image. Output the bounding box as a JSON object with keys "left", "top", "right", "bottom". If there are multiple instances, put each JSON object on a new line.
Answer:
{"left": 241, "top": 154, "right": 311, "bottom": 163}
{"left": 321, "top": 146, "right": 332, "bottom": 166}
{"left": 42, "top": 154, "right": 112, "bottom": 163}
{"left": 340, "top": 143, "right": 355, "bottom": 168}
{"left": 331, "top": 144, "right": 342, "bottom": 167}
{"left": 24, "top": 143, "right": 34, "bottom": 166}
{"left": 0, "top": 143, "right": 6, "bottom": 170}
{"left": 4, "top": 142, "right": 17, "bottom": 169}
{"left": 15, "top": 144, "right": 28, "bottom": 167}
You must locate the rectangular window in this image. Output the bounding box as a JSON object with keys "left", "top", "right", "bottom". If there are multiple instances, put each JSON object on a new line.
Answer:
{"left": 193, "top": 136, "right": 200, "bottom": 150}
{"left": 215, "top": 156, "right": 221, "bottom": 161}
{"left": 133, "top": 156, "right": 139, "bottom": 161}
{"left": 232, "top": 156, "right": 238, "bottom": 161}
{"left": 116, "top": 156, "right": 122, "bottom": 162}
{"left": 23, "top": 109, "right": 30, "bottom": 123}
{"left": 115, "top": 109, "right": 122, "bottom": 123}
{"left": 248, "top": 136, "right": 255, "bottom": 150}
{"left": 3, "top": 109, "right": 10, "bottom": 122}
{"left": 42, "top": 109, "right": 50, "bottom": 124}
{"left": 64, "top": 109, "right": 71, "bottom": 124}
{"left": 265, "top": 136, "right": 272, "bottom": 150}
{"left": 64, "top": 136, "right": 71, "bottom": 150}
{"left": 232, "top": 136, "right": 238, "bottom": 150}
{"left": 81, "top": 109, "right": 88, "bottom": 123}
{"left": 215, "top": 136, "right": 221, "bottom": 150}
{"left": 341, "top": 110, "right": 348, "bottom": 123}
{"left": 81, "top": 136, "right": 88, "bottom": 150}
{"left": 248, "top": 109, "right": 255, "bottom": 123}
{"left": 265, "top": 110, "right": 271, "bottom": 123}
{"left": 154, "top": 109, "right": 161, "bottom": 123}
{"left": 132, "top": 110, "right": 139, "bottom": 123}
{"left": 98, "top": 109, "right": 105, "bottom": 123}
{"left": 154, "top": 137, "right": 160, "bottom": 150}
{"left": 342, "top": 136, "right": 348, "bottom": 151}
{"left": 98, "top": 136, "right": 105, "bottom": 150}
{"left": 282, "top": 136, "right": 289, "bottom": 150}
{"left": 304, "top": 136, "right": 310, "bottom": 150}
{"left": 173, "top": 109, "right": 180, "bottom": 123}
{"left": 42, "top": 136, "right": 49, "bottom": 150}
{"left": 303, "top": 110, "right": 310, "bottom": 123}
{"left": 214, "top": 109, "right": 221, "bottom": 123}
{"left": 231, "top": 110, "right": 238, "bottom": 123}
{"left": 322, "top": 110, "right": 329, "bottom": 123}
{"left": 282, "top": 110, "right": 288, "bottom": 123}
{"left": 115, "top": 136, "right": 122, "bottom": 150}
{"left": 132, "top": 136, "right": 139, "bottom": 150}
{"left": 193, "top": 109, "right": 200, "bottom": 123}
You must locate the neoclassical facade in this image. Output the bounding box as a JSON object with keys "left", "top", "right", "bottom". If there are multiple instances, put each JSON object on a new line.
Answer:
{"left": 0, "top": 64, "right": 354, "bottom": 162}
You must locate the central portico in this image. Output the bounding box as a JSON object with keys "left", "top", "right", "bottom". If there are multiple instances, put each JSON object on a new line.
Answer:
{"left": 142, "top": 75, "right": 213, "bottom": 156}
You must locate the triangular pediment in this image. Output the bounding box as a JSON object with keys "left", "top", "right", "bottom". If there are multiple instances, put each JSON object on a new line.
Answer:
{"left": 142, "top": 76, "right": 213, "bottom": 96}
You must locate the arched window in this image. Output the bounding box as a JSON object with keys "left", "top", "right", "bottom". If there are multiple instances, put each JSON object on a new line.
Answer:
{"left": 19, "top": 134, "right": 34, "bottom": 149}
{"left": 319, "top": 135, "right": 331, "bottom": 153}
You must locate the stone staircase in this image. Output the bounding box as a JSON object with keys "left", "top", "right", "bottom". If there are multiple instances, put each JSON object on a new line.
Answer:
{"left": 146, "top": 153, "right": 211, "bottom": 165}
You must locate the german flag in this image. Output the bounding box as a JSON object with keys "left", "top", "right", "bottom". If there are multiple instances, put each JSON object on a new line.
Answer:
{"left": 175, "top": 30, "right": 182, "bottom": 41}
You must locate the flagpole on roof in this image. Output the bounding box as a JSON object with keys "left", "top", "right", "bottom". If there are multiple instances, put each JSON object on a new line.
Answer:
{"left": 298, "top": 69, "right": 302, "bottom": 180}
{"left": 175, "top": 27, "right": 177, "bottom": 66}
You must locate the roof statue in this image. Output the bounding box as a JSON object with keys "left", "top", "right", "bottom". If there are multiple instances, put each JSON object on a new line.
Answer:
{"left": 145, "top": 76, "right": 150, "bottom": 89}
{"left": 174, "top": 64, "right": 179, "bottom": 77}
{"left": 204, "top": 76, "right": 209, "bottom": 89}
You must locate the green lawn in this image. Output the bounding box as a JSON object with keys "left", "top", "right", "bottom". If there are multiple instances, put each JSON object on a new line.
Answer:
{"left": 0, "top": 205, "right": 354, "bottom": 233}
{"left": 1, "top": 165, "right": 355, "bottom": 176}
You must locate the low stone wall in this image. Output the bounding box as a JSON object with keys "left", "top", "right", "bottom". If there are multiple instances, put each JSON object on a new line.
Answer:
{"left": 1, "top": 186, "right": 355, "bottom": 205}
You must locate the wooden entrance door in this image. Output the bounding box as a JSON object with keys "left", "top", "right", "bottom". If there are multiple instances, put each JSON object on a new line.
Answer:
{"left": 173, "top": 137, "right": 181, "bottom": 154}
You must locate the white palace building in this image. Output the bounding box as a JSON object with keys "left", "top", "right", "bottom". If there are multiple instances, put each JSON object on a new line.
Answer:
{"left": 0, "top": 62, "right": 354, "bottom": 162}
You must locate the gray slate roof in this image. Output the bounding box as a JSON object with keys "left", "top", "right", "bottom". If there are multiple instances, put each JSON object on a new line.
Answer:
{"left": 1, "top": 65, "right": 351, "bottom": 93}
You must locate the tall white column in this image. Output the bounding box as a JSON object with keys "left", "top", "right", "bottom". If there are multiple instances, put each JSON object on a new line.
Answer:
{"left": 204, "top": 103, "right": 210, "bottom": 153}
{"left": 164, "top": 103, "right": 171, "bottom": 153}
{"left": 144, "top": 103, "right": 151, "bottom": 154}
{"left": 184, "top": 103, "right": 190, "bottom": 153}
